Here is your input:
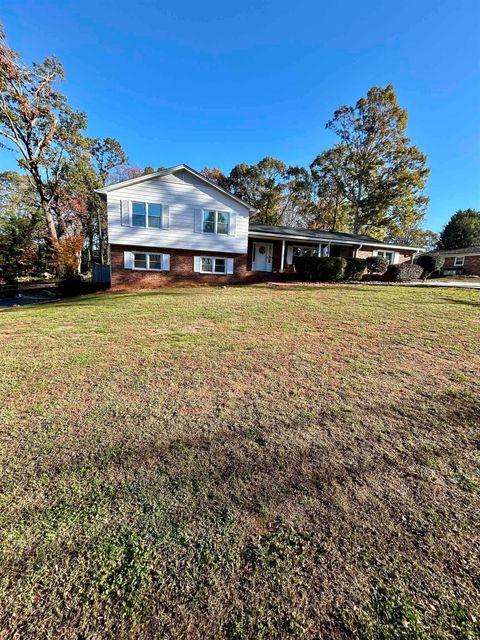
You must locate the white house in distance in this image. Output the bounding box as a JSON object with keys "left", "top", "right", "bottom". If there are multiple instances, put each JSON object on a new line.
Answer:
{"left": 96, "top": 164, "right": 419, "bottom": 288}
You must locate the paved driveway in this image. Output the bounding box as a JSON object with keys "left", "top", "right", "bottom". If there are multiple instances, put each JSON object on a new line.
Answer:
{"left": 0, "top": 289, "right": 62, "bottom": 309}
{"left": 410, "top": 280, "right": 480, "bottom": 290}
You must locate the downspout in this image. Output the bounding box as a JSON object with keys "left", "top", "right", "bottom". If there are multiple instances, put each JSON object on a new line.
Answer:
{"left": 355, "top": 244, "right": 363, "bottom": 258}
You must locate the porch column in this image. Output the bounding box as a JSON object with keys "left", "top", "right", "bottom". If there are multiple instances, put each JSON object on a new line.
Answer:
{"left": 280, "top": 239, "right": 286, "bottom": 272}
{"left": 318, "top": 243, "right": 322, "bottom": 257}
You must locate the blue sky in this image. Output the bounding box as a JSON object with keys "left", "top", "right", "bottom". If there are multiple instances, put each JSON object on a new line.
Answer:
{"left": 1, "top": 0, "right": 479, "bottom": 232}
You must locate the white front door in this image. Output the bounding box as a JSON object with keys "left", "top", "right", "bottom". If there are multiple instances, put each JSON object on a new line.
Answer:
{"left": 252, "top": 242, "right": 273, "bottom": 272}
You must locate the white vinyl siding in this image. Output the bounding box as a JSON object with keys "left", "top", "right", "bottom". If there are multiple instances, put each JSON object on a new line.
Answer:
{"left": 193, "top": 256, "right": 234, "bottom": 275}
{"left": 124, "top": 251, "right": 170, "bottom": 271}
{"left": 108, "top": 170, "right": 248, "bottom": 254}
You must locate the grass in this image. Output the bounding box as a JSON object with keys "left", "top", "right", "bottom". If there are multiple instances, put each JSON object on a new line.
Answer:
{"left": 0, "top": 284, "right": 479, "bottom": 639}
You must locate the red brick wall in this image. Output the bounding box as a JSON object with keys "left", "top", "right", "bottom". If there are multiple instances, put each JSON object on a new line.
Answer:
{"left": 357, "top": 246, "right": 414, "bottom": 263}
{"left": 110, "top": 241, "right": 419, "bottom": 289}
{"left": 110, "top": 244, "right": 248, "bottom": 289}
{"left": 443, "top": 255, "right": 480, "bottom": 275}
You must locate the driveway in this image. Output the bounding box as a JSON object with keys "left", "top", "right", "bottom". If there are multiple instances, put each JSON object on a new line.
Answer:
{"left": 410, "top": 280, "right": 480, "bottom": 290}
{"left": 0, "top": 289, "right": 62, "bottom": 309}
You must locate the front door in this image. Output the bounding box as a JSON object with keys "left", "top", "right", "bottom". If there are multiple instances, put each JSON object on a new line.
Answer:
{"left": 252, "top": 242, "right": 273, "bottom": 272}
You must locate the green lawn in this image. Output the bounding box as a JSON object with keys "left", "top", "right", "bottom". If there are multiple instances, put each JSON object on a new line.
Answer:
{"left": 1, "top": 285, "right": 479, "bottom": 639}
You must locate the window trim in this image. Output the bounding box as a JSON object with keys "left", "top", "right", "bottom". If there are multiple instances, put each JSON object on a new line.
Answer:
{"left": 199, "top": 256, "right": 227, "bottom": 274}
{"left": 292, "top": 245, "right": 320, "bottom": 257}
{"left": 131, "top": 201, "right": 163, "bottom": 229}
{"left": 374, "top": 249, "right": 396, "bottom": 264}
{"left": 202, "top": 209, "right": 230, "bottom": 235}
{"left": 454, "top": 255, "right": 465, "bottom": 266}
{"left": 132, "top": 252, "right": 165, "bottom": 271}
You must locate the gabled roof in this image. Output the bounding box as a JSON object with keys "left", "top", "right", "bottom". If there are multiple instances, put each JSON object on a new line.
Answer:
{"left": 429, "top": 246, "right": 480, "bottom": 256}
{"left": 249, "top": 224, "right": 420, "bottom": 251}
{"left": 95, "top": 164, "right": 257, "bottom": 212}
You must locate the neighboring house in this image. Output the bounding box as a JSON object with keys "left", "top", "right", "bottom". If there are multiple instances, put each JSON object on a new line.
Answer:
{"left": 96, "top": 164, "right": 420, "bottom": 288}
{"left": 433, "top": 247, "right": 480, "bottom": 276}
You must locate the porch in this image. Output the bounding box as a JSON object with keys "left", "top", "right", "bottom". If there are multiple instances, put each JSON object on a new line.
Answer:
{"left": 247, "top": 235, "right": 358, "bottom": 275}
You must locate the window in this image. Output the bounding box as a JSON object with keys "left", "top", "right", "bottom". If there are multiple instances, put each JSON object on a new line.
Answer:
{"left": 200, "top": 257, "right": 226, "bottom": 274}
{"left": 376, "top": 250, "right": 395, "bottom": 264}
{"left": 148, "top": 203, "right": 162, "bottom": 228}
{"left": 202, "top": 211, "right": 215, "bottom": 233}
{"left": 202, "top": 210, "right": 230, "bottom": 235}
{"left": 131, "top": 202, "right": 162, "bottom": 228}
{"left": 132, "top": 202, "right": 146, "bottom": 227}
{"left": 293, "top": 246, "right": 319, "bottom": 258}
{"left": 454, "top": 256, "right": 465, "bottom": 266}
{"left": 133, "top": 252, "right": 164, "bottom": 270}
{"left": 134, "top": 253, "right": 147, "bottom": 269}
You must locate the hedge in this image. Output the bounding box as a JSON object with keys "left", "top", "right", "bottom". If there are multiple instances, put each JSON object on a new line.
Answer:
{"left": 293, "top": 256, "right": 347, "bottom": 282}
{"left": 384, "top": 262, "right": 424, "bottom": 282}
{"left": 416, "top": 253, "right": 445, "bottom": 279}
{"left": 344, "top": 258, "right": 367, "bottom": 281}
{"left": 366, "top": 255, "right": 389, "bottom": 274}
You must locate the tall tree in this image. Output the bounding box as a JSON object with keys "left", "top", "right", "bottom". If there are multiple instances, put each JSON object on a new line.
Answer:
{"left": 437, "top": 209, "right": 480, "bottom": 250}
{"left": 317, "top": 84, "right": 430, "bottom": 234}
{"left": 310, "top": 149, "right": 351, "bottom": 231}
{"left": 215, "top": 157, "right": 309, "bottom": 225}
{"left": 0, "top": 22, "right": 87, "bottom": 248}
{"left": 89, "top": 138, "right": 126, "bottom": 263}
{"left": 0, "top": 171, "right": 43, "bottom": 279}
{"left": 200, "top": 167, "right": 230, "bottom": 191}
{"left": 385, "top": 225, "right": 438, "bottom": 251}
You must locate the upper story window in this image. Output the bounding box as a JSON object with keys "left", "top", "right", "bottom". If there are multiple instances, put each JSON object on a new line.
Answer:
{"left": 129, "top": 201, "right": 166, "bottom": 228}
{"left": 454, "top": 256, "right": 465, "bottom": 266}
{"left": 132, "top": 202, "right": 146, "bottom": 227}
{"left": 202, "top": 210, "right": 230, "bottom": 235}
{"left": 147, "top": 203, "right": 162, "bottom": 228}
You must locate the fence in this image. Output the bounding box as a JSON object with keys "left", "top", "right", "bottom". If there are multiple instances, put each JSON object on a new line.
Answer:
{"left": 92, "top": 263, "right": 111, "bottom": 286}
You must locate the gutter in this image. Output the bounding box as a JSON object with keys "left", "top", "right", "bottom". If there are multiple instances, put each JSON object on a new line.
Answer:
{"left": 248, "top": 231, "right": 420, "bottom": 252}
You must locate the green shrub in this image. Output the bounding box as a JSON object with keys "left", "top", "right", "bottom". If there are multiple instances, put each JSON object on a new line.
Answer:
{"left": 344, "top": 258, "right": 367, "bottom": 281}
{"left": 366, "top": 256, "right": 389, "bottom": 274}
{"left": 384, "top": 263, "right": 424, "bottom": 282}
{"left": 293, "top": 256, "right": 346, "bottom": 282}
{"left": 416, "top": 254, "right": 445, "bottom": 279}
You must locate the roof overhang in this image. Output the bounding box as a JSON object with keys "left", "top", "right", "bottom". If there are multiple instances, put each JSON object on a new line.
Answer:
{"left": 95, "top": 163, "right": 257, "bottom": 212}
{"left": 248, "top": 230, "right": 421, "bottom": 252}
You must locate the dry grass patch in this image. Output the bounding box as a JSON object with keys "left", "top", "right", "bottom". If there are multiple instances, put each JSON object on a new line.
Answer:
{"left": 0, "top": 285, "right": 479, "bottom": 639}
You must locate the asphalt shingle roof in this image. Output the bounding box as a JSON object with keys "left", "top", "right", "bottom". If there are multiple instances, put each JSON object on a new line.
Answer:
{"left": 431, "top": 246, "right": 480, "bottom": 256}
{"left": 249, "top": 224, "right": 391, "bottom": 245}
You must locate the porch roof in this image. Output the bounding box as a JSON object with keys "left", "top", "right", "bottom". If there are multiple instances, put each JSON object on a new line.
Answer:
{"left": 248, "top": 224, "right": 420, "bottom": 252}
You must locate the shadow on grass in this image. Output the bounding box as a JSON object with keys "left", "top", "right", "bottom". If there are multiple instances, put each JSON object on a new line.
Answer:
{"left": 439, "top": 296, "right": 480, "bottom": 307}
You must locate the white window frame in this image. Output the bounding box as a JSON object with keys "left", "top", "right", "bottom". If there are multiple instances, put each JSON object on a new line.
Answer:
{"left": 199, "top": 256, "right": 227, "bottom": 274}
{"left": 454, "top": 256, "right": 465, "bottom": 266}
{"left": 374, "top": 249, "right": 396, "bottom": 264}
{"left": 202, "top": 209, "right": 230, "bottom": 235}
{"left": 132, "top": 252, "right": 165, "bottom": 271}
{"left": 292, "top": 245, "right": 320, "bottom": 258}
{"left": 131, "top": 201, "right": 163, "bottom": 229}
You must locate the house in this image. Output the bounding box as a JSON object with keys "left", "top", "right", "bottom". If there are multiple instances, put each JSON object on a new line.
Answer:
{"left": 432, "top": 247, "right": 480, "bottom": 276}
{"left": 96, "top": 164, "right": 420, "bottom": 288}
